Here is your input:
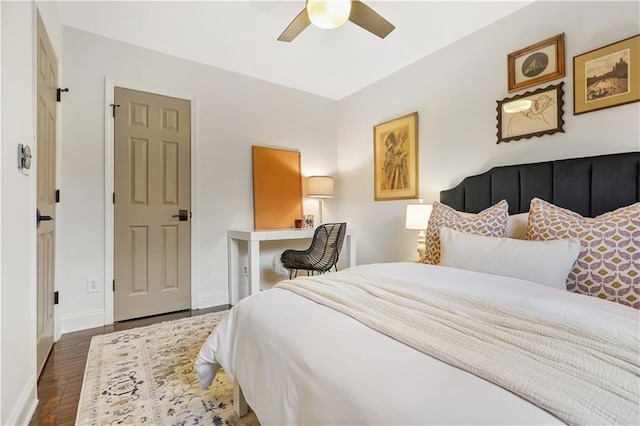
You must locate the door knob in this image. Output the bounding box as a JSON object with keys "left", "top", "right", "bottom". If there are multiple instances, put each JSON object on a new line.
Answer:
{"left": 36, "top": 208, "right": 53, "bottom": 228}
{"left": 172, "top": 209, "right": 189, "bottom": 221}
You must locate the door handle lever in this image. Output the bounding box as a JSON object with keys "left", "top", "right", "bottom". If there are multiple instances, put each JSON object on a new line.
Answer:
{"left": 36, "top": 208, "right": 53, "bottom": 228}
{"left": 172, "top": 209, "right": 189, "bottom": 221}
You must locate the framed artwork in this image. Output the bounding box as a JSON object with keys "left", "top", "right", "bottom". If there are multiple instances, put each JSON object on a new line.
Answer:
{"left": 573, "top": 34, "right": 640, "bottom": 115}
{"left": 496, "top": 82, "right": 565, "bottom": 144}
{"left": 373, "top": 112, "right": 419, "bottom": 201}
{"left": 508, "top": 33, "right": 565, "bottom": 92}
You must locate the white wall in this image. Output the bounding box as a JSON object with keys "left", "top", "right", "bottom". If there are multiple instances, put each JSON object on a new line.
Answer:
{"left": 337, "top": 1, "right": 640, "bottom": 265}
{"left": 59, "top": 27, "right": 338, "bottom": 332}
{"left": 1, "top": 2, "right": 39, "bottom": 424}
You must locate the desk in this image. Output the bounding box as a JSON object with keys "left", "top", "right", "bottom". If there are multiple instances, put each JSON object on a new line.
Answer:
{"left": 227, "top": 228, "right": 356, "bottom": 305}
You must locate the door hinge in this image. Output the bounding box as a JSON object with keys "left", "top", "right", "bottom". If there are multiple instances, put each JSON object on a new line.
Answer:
{"left": 113, "top": 192, "right": 115, "bottom": 204}
{"left": 113, "top": 279, "right": 115, "bottom": 292}
{"left": 55, "top": 189, "right": 60, "bottom": 203}
{"left": 110, "top": 103, "right": 120, "bottom": 118}
{"left": 56, "top": 88, "right": 69, "bottom": 102}
{"left": 54, "top": 291, "right": 59, "bottom": 305}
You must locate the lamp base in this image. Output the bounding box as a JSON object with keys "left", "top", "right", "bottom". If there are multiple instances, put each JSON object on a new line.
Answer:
{"left": 416, "top": 230, "right": 426, "bottom": 259}
{"left": 317, "top": 199, "right": 324, "bottom": 225}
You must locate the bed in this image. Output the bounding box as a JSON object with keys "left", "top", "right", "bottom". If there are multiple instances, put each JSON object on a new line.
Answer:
{"left": 196, "top": 152, "right": 640, "bottom": 425}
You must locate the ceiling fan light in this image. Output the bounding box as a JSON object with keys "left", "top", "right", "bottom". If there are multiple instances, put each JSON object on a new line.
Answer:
{"left": 307, "top": 0, "right": 352, "bottom": 29}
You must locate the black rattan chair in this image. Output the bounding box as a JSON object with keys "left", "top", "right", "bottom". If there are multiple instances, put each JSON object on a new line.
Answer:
{"left": 281, "top": 223, "right": 347, "bottom": 279}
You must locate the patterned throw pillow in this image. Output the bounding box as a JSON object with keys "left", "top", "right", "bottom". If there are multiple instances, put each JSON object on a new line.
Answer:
{"left": 419, "top": 200, "right": 509, "bottom": 265}
{"left": 526, "top": 198, "right": 640, "bottom": 308}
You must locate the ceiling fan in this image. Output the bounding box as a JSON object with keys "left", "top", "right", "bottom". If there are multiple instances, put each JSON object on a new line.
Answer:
{"left": 278, "top": 0, "right": 395, "bottom": 42}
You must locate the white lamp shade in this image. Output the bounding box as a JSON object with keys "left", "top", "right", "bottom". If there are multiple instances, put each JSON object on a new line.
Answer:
{"left": 405, "top": 204, "right": 432, "bottom": 230}
{"left": 307, "top": 176, "right": 334, "bottom": 198}
{"left": 306, "top": 0, "right": 351, "bottom": 29}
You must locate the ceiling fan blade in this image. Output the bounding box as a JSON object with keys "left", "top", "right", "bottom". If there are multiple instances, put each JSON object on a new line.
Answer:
{"left": 277, "top": 8, "right": 311, "bottom": 42}
{"left": 349, "top": 0, "right": 395, "bottom": 39}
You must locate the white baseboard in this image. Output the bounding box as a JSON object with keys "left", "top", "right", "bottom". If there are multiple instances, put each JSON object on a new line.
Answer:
{"left": 198, "top": 290, "right": 229, "bottom": 309}
{"left": 5, "top": 376, "right": 37, "bottom": 425}
{"left": 61, "top": 309, "right": 105, "bottom": 334}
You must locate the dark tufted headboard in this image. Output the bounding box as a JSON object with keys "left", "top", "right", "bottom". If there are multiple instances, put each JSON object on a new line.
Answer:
{"left": 440, "top": 152, "right": 640, "bottom": 217}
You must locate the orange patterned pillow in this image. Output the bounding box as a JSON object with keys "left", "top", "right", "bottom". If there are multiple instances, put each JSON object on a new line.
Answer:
{"left": 420, "top": 200, "right": 509, "bottom": 265}
{"left": 527, "top": 198, "right": 640, "bottom": 308}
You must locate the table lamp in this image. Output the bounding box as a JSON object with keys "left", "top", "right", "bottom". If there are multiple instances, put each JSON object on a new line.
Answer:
{"left": 307, "top": 176, "right": 334, "bottom": 225}
{"left": 405, "top": 202, "right": 433, "bottom": 258}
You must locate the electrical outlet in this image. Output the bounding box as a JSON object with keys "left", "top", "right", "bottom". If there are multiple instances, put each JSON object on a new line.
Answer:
{"left": 87, "top": 277, "right": 99, "bottom": 293}
{"left": 241, "top": 265, "right": 248, "bottom": 277}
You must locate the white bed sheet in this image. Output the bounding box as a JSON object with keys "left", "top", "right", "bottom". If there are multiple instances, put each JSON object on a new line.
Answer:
{"left": 196, "top": 263, "right": 640, "bottom": 425}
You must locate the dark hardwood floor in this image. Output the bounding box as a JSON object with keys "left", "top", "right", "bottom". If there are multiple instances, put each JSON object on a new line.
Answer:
{"left": 29, "top": 305, "right": 230, "bottom": 426}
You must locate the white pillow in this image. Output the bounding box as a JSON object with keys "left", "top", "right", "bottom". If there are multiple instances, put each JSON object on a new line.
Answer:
{"left": 439, "top": 227, "right": 581, "bottom": 290}
{"left": 506, "top": 213, "right": 528, "bottom": 240}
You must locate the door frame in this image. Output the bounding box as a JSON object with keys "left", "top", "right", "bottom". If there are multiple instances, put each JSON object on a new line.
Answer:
{"left": 103, "top": 78, "right": 199, "bottom": 325}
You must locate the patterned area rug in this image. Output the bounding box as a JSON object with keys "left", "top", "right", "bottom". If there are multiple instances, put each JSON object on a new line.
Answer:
{"left": 76, "top": 311, "right": 260, "bottom": 425}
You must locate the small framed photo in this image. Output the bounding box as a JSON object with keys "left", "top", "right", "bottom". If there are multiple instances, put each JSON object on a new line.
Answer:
{"left": 496, "top": 82, "right": 565, "bottom": 144}
{"left": 573, "top": 34, "right": 640, "bottom": 115}
{"left": 373, "top": 112, "right": 419, "bottom": 201}
{"left": 508, "top": 33, "right": 565, "bottom": 92}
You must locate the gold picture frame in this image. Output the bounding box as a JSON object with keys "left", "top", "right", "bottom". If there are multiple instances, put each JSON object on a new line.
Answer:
{"left": 573, "top": 34, "right": 640, "bottom": 115}
{"left": 508, "top": 33, "right": 565, "bottom": 92}
{"left": 373, "top": 112, "right": 419, "bottom": 201}
{"left": 496, "top": 83, "right": 565, "bottom": 144}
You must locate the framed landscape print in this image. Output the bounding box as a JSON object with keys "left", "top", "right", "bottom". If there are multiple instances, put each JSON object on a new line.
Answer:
{"left": 573, "top": 34, "right": 640, "bottom": 115}
{"left": 508, "top": 34, "right": 565, "bottom": 92}
{"left": 496, "top": 83, "right": 565, "bottom": 144}
{"left": 373, "top": 112, "right": 419, "bottom": 201}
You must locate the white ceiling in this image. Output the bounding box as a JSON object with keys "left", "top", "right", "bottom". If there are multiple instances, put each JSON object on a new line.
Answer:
{"left": 57, "top": 1, "right": 533, "bottom": 100}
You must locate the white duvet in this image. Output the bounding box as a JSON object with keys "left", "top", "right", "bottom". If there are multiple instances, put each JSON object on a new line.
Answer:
{"left": 196, "top": 263, "right": 640, "bottom": 425}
